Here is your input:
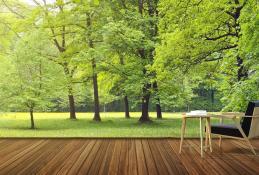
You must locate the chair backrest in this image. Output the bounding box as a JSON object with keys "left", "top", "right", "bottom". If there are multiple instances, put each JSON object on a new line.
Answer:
{"left": 248, "top": 107, "right": 259, "bottom": 138}
{"left": 241, "top": 101, "right": 259, "bottom": 138}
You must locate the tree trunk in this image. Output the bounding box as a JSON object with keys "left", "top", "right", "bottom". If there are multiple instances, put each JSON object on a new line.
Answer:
{"left": 137, "top": 0, "right": 154, "bottom": 123}
{"left": 156, "top": 101, "right": 162, "bottom": 119}
{"left": 153, "top": 82, "right": 162, "bottom": 119}
{"left": 124, "top": 96, "right": 130, "bottom": 118}
{"left": 92, "top": 60, "right": 101, "bottom": 121}
{"left": 30, "top": 109, "right": 35, "bottom": 129}
{"left": 237, "top": 56, "right": 248, "bottom": 81}
{"left": 139, "top": 83, "right": 152, "bottom": 122}
{"left": 232, "top": 2, "right": 247, "bottom": 82}
{"left": 86, "top": 14, "right": 101, "bottom": 122}
{"left": 139, "top": 92, "right": 151, "bottom": 122}
{"left": 67, "top": 86, "right": 76, "bottom": 120}
{"left": 138, "top": 0, "right": 143, "bottom": 14}
{"left": 119, "top": 55, "right": 131, "bottom": 119}
{"left": 68, "top": 94, "right": 76, "bottom": 119}
{"left": 138, "top": 50, "right": 152, "bottom": 122}
{"left": 64, "top": 66, "right": 77, "bottom": 120}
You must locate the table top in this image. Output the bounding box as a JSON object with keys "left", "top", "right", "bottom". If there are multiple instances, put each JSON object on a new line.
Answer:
{"left": 183, "top": 114, "right": 211, "bottom": 118}
{"left": 182, "top": 113, "right": 246, "bottom": 118}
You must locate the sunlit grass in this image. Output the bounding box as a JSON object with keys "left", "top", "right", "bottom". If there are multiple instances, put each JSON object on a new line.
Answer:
{"left": 0, "top": 112, "right": 227, "bottom": 137}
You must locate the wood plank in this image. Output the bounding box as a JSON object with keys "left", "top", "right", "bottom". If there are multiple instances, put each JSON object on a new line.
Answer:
{"left": 0, "top": 138, "right": 257, "bottom": 175}
{"left": 87, "top": 139, "right": 110, "bottom": 175}
{"left": 195, "top": 138, "right": 257, "bottom": 175}
{"left": 98, "top": 139, "right": 115, "bottom": 175}
{"left": 66, "top": 140, "right": 97, "bottom": 175}
{"left": 56, "top": 140, "right": 91, "bottom": 175}
{"left": 117, "top": 139, "right": 129, "bottom": 175}
{"left": 108, "top": 139, "right": 122, "bottom": 175}
{"left": 36, "top": 139, "right": 86, "bottom": 174}
{"left": 168, "top": 139, "right": 207, "bottom": 175}
{"left": 161, "top": 139, "right": 189, "bottom": 175}
{"left": 251, "top": 139, "right": 259, "bottom": 148}
{"left": 0, "top": 140, "right": 6, "bottom": 144}
{"left": 0, "top": 139, "right": 32, "bottom": 154}
{"left": 17, "top": 139, "right": 66, "bottom": 175}
{"left": 135, "top": 139, "right": 148, "bottom": 175}
{"left": 226, "top": 140, "right": 259, "bottom": 174}
{"left": 141, "top": 139, "right": 158, "bottom": 175}
{"left": 0, "top": 140, "right": 17, "bottom": 152}
{"left": 236, "top": 139, "right": 259, "bottom": 162}
{"left": 0, "top": 140, "right": 46, "bottom": 174}
{"left": 0, "top": 140, "right": 33, "bottom": 164}
{"left": 151, "top": 139, "right": 183, "bottom": 175}
{"left": 148, "top": 139, "right": 169, "bottom": 175}
{"left": 128, "top": 139, "right": 138, "bottom": 175}
{"left": 190, "top": 139, "right": 234, "bottom": 175}
{"left": 206, "top": 139, "right": 250, "bottom": 175}
{"left": 5, "top": 140, "right": 62, "bottom": 175}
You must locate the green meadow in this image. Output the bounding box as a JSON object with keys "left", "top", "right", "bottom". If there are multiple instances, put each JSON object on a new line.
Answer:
{"left": 0, "top": 112, "right": 229, "bottom": 138}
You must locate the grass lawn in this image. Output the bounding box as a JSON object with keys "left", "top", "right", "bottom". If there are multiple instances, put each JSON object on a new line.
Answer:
{"left": 0, "top": 112, "right": 229, "bottom": 137}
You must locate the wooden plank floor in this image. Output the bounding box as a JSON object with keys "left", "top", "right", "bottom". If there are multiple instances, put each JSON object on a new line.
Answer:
{"left": 0, "top": 138, "right": 259, "bottom": 175}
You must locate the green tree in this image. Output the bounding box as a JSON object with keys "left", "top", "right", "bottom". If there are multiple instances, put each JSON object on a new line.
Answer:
{"left": 32, "top": 0, "right": 82, "bottom": 119}
{"left": 0, "top": 30, "right": 63, "bottom": 129}
{"left": 104, "top": 0, "right": 163, "bottom": 122}
{"left": 102, "top": 21, "right": 144, "bottom": 118}
{"left": 157, "top": 0, "right": 259, "bottom": 111}
{"left": 71, "top": 0, "right": 111, "bottom": 121}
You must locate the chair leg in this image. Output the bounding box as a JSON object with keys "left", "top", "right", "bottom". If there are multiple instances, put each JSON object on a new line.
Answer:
{"left": 205, "top": 120, "right": 208, "bottom": 151}
{"left": 218, "top": 116, "right": 224, "bottom": 148}
{"left": 234, "top": 118, "right": 256, "bottom": 155}
{"left": 179, "top": 117, "right": 186, "bottom": 154}
{"left": 244, "top": 138, "right": 256, "bottom": 155}
{"left": 219, "top": 136, "right": 222, "bottom": 148}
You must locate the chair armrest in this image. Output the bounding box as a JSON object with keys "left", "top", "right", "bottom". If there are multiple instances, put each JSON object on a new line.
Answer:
{"left": 211, "top": 112, "right": 245, "bottom": 120}
{"left": 221, "top": 112, "right": 245, "bottom": 117}
{"left": 210, "top": 114, "right": 237, "bottom": 119}
{"left": 242, "top": 114, "right": 259, "bottom": 118}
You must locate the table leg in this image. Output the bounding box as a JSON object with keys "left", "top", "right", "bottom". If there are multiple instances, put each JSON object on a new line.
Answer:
{"left": 179, "top": 117, "right": 186, "bottom": 154}
{"left": 205, "top": 119, "right": 208, "bottom": 151}
{"left": 200, "top": 117, "right": 204, "bottom": 157}
{"left": 219, "top": 117, "right": 223, "bottom": 148}
{"left": 219, "top": 136, "right": 222, "bottom": 148}
{"left": 207, "top": 118, "right": 212, "bottom": 152}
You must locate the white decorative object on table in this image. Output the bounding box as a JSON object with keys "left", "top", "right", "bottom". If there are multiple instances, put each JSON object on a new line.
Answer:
{"left": 186, "top": 110, "right": 207, "bottom": 116}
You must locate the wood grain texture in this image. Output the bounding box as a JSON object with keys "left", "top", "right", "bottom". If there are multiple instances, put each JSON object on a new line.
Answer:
{"left": 0, "top": 138, "right": 258, "bottom": 175}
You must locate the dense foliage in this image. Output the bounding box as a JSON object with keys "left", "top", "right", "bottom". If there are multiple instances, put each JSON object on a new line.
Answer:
{"left": 0, "top": 0, "right": 258, "bottom": 127}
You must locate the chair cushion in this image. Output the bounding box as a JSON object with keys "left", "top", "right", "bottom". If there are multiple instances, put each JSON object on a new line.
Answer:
{"left": 211, "top": 124, "right": 243, "bottom": 138}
